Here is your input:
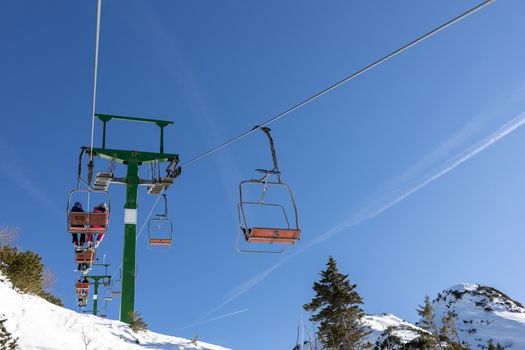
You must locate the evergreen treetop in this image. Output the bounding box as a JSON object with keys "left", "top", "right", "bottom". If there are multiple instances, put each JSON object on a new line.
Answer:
{"left": 304, "top": 256, "right": 369, "bottom": 350}
{"left": 416, "top": 295, "right": 442, "bottom": 349}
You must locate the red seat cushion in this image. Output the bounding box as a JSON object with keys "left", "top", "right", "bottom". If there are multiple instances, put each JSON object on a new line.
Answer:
{"left": 149, "top": 239, "right": 172, "bottom": 246}
{"left": 246, "top": 227, "right": 300, "bottom": 244}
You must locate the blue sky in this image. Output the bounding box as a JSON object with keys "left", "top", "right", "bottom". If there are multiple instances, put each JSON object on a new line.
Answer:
{"left": 1, "top": 1, "right": 525, "bottom": 349}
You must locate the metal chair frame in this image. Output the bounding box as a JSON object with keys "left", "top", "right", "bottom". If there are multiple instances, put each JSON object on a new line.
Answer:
{"left": 237, "top": 127, "right": 301, "bottom": 254}
{"left": 148, "top": 194, "right": 173, "bottom": 247}
{"left": 67, "top": 188, "right": 111, "bottom": 234}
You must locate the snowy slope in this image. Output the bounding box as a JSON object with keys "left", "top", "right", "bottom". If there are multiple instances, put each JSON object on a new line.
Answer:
{"left": 363, "top": 284, "right": 525, "bottom": 349}
{"left": 363, "top": 313, "right": 425, "bottom": 347}
{"left": 431, "top": 283, "right": 525, "bottom": 349}
{"left": 0, "top": 273, "right": 230, "bottom": 350}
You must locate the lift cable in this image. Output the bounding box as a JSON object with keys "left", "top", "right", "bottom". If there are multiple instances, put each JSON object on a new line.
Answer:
{"left": 104, "top": 0, "right": 495, "bottom": 311}
{"left": 180, "top": 0, "right": 495, "bottom": 169}
{"left": 109, "top": 189, "right": 166, "bottom": 280}
{"left": 89, "top": 0, "right": 102, "bottom": 163}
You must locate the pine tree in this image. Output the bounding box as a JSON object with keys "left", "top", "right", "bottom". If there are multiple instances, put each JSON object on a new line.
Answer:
{"left": 487, "top": 340, "right": 505, "bottom": 350}
{"left": 0, "top": 242, "right": 62, "bottom": 306}
{"left": 128, "top": 312, "right": 148, "bottom": 333}
{"left": 439, "top": 311, "right": 468, "bottom": 350}
{"left": 0, "top": 318, "right": 18, "bottom": 350}
{"left": 190, "top": 335, "right": 199, "bottom": 346}
{"left": 416, "top": 296, "right": 441, "bottom": 349}
{"left": 303, "top": 256, "right": 369, "bottom": 350}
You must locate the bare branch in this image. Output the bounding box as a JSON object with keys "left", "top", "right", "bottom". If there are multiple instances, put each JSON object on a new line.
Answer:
{"left": 0, "top": 225, "right": 18, "bottom": 247}
{"left": 41, "top": 269, "right": 56, "bottom": 291}
{"left": 80, "top": 327, "right": 96, "bottom": 350}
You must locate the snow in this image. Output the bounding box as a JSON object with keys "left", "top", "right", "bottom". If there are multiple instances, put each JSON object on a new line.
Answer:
{"left": 0, "top": 273, "right": 230, "bottom": 350}
{"left": 364, "top": 283, "right": 525, "bottom": 349}
{"left": 432, "top": 283, "right": 525, "bottom": 349}
{"left": 449, "top": 283, "right": 478, "bottom": 292}
{"left": 3, "top": 264, "right": 525, "bottom": 350}
{"left": 363, "top": 313, "right": 424, "bottom": 345}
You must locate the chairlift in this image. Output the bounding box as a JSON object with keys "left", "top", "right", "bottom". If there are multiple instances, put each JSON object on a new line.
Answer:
{"left": 75, "top": 249, "right": 96, "bottom": 265}
{"left": 67, "top": 189, "right": 110, "bottom": 234}
{"left": 75, "top": 282, "right": 89, "bottom": 299}
{"left": 148, "top": 194, "right": 173, "bottom": 247}
{"left": 67, "top": 150, "right": 111, "bottom": 235}
{"left": 237, "top": 127, "right": 301, "bottom": 254}
{"left": 103, "top": 285, "right": 113, "bottom": 301}
{"left": 75, "top": 250, "right": 94, "bottom": 274}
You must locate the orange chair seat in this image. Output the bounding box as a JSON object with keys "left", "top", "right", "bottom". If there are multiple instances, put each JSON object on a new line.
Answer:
{"left": 76, "top": 250, "right": 95, "bottom": 264}
{"left": 69, "top": 226, "right": 106, "bottom": 233}
{"left": 244, "top": 227, "right": 300, "bottom": 244}
{"left": 149, "top": 239, "right": 172, "bottom": 246}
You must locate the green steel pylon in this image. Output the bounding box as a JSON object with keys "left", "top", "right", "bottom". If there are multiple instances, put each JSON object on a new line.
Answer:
{"left": 85, "top": 274, "right": 110, "bottom": 316}
{"left": 81, "top": 114, "right": 180, "bottom": 323}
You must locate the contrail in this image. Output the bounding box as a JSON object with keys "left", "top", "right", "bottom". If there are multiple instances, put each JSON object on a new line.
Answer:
{"left": 179, "top": 309, "right": 249, "bottom": 330}
{"left": 198, "top": 111, "right": 525, "bottom": 320}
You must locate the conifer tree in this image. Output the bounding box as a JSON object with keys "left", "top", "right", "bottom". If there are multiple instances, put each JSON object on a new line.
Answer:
{"left": 416, "top": 295, "right": 441, "bottom": 349}
{"left": 0, "top": 227, "right": 62, "bottom": 307}
{"left": 487, "top": 340, "right": 504, "bottom": 350}
{"left": 439, "top": 311, "right": 468, "bottom": 350}
{"left": 128, "top": 312, "right": 148, "bottom": 333}
{"left": 303, "top": 256, "right": 369, "bottom": 349}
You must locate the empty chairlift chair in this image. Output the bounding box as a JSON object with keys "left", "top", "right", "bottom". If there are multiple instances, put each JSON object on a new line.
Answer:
{"left": 148, "top": 194, "right": 173, "bottom": 246}
{"left": 237, "top": 127, "right": 301, "bottom": 253}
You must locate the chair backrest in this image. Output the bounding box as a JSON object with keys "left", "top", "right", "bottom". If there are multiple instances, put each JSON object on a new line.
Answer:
{"left": 69, "top": 212, "right": 108, "bottom": 226}
{"left": 76, "top": 282, "right": 89, "bottom": 289}
{"left": 76, "top": 250, "right": 95, "bottom": 263}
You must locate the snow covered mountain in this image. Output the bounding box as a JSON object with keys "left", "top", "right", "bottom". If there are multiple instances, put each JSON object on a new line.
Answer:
{"left": 2, "top": 267, "right": 524, "bottom": 350}
{"left": 363, "top": 284, "right": 525, "bottom": 349}
{"left": 431, "top": 283, "right": 525, "bottom": 349}
{"left": 0, "top": 273, "right": 230, "bottom": 350}
{"left": 363, "top": 313, "right": 426, "bottom": 347}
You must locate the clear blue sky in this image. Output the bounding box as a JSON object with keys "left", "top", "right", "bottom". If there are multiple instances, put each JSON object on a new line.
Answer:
{"left": 1, "top": 1, "right": 525, "bottom": 349}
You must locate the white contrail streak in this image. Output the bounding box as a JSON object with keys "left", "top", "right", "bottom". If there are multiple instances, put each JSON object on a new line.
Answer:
{"left": 197, "top": 111, "right": 525, "bottom": 320}
{"left": 307, "top": 111, "right": 525, "bottom": 245}
{"left": 179, "top": 309, "right": 249, "bottom": 330}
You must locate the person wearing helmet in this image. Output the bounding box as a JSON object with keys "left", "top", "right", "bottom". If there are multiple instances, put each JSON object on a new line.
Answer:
{"left": 71, "top": 201, "right": 86, "bottom": 250}
{"left": 87, "top": 202, "right": 109, "bottom": 248}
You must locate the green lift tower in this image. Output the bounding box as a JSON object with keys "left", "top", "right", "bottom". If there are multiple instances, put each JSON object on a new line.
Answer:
{"left": 83, "top": 114, "right": 180, "bottom": 323}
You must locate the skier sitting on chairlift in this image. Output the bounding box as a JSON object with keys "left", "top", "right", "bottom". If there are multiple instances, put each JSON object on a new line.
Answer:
{"left": 71, "top": 202, "right": 86, "bottom": 250}
{"left": 76, "top": 278, "right": 89, "bottom": 307}
{"left": 87, "top": 203, "right": 108, "bottom": 249}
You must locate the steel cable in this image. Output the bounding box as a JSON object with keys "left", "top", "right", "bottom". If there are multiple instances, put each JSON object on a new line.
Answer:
{"left": 180, "top": 0, "right": 495, "bottom": 168}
